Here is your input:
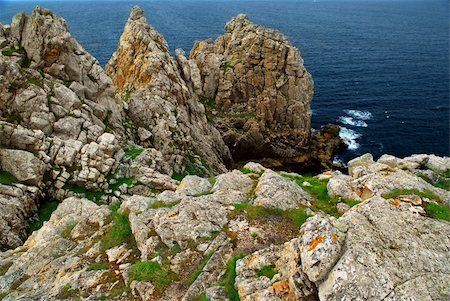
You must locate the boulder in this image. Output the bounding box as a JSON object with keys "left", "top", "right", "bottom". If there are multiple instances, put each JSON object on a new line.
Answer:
{"left": 0, "top": 149, "right": 46, "bottom": 186}
{"left": 252, "top": 170, "right": 311, "bottom": 209}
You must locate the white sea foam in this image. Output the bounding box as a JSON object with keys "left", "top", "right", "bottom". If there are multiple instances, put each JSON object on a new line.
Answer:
{"left": 332, "top": 156, "right": 347, "bottom": 168}
{"left": 344, "top": 109, "right": 373, "bottom": 120}
{"left": 338, "top": 116, "right": 368, "bottom": 127}
{"left": 339, "top": 127, "right": 361, "bottom": 150}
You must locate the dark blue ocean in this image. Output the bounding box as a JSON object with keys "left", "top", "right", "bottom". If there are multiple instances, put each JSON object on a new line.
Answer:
{"left": 1, "top": 0, "right": 449, "bottom": 162}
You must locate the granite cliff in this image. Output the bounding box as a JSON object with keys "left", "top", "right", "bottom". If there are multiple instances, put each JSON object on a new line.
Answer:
{"left": 0, "top": 6, "right": 449, "bottom": 301}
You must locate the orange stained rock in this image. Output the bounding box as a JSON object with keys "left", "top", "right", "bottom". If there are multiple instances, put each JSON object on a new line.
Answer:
{"left": 307, "top": 235, "right": 325, "bottom": 252}
{"left": 391, "top": 199, "right": 401, "bottom": 207}
{"left": 332, "top": 234, "right": 338, "bottom": 241}
{"left": 268, "top": 280, "right": 290, "bottom": 296}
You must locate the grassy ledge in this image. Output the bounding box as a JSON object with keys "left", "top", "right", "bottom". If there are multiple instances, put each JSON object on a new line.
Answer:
{"left": 382, "top": 188, "right": 450, "bottom": 222}
{"left": 231, "top": 202, "right": 310, "bottom": 227}
{"left": 282, "top": 173, "right": 360, "bottom": 217}
{"left": 100, "top": 203, "right": 136, "bottom": 251}
{"left": 219, "top": 253, "right": 246, "bottom": 301}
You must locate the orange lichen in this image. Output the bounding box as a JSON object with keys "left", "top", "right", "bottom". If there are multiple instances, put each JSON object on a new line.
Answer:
{"left": 307, "top": 235, "right": 325, "bottom": 251}
{"left": 332, "top": 234, "right": 337, "bottom": 241}
{"left": 391, "top": 199, "right": 401, "bottom": 207}
{"left": 268, "top": 280, "right": 290, "bottom": 296}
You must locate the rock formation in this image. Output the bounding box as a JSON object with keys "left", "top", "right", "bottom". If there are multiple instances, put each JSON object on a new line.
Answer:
{"left": 0, "top": 6, "right": 449, "bottom": 301}
{"left": 187, "top": 15, "right": 342, "bottom": 168}
{"left": 0, "top": 154, "right": 448, "bottom": 300}
{"left": 105, "top": 7, "right": 232, "bottom": 176}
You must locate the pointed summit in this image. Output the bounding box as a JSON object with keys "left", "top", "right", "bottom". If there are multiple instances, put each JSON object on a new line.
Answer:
{"left": 129, "top": 5, "right": 146, "bottom": 22}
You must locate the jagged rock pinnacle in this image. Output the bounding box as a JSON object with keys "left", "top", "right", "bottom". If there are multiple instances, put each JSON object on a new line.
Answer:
{"left": 129, "top": 5, "right": 146, "bottom": 22}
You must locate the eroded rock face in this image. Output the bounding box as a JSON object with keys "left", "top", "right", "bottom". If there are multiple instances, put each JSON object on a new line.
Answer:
{"left": 106, "top": 6, "right": 232, "bottom": 176}
{"left": 188, "top": 15, "right": 341, "bottom": 168}
{"left": 0, "top": 184, "right": 41, "bottom": 251}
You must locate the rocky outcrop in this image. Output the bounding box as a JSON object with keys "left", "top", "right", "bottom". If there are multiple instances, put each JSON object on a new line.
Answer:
{"left": 106, "top": 7, "right": 232, "bottom": 176}
{"left": 188, "top": 15, "right": 342, "bottom": 168}
{"left": 0, "top": 155, "right": 449, "bottom": 300}
{"left": 328, "top": 153, "right": 450, "bottom": 202}
{"left": 309, "top": 196, "right": 450, "bottom": 301}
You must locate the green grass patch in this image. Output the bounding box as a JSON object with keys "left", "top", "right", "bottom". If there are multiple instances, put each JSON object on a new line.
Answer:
{"left": 129, "top": 261, "right": 178, "bottom": 289}
{"left": 0, "top": 170, "right": 17, "bottom": 185}
{"left": 108, "top": 177, "right": 135, "bottom": 192}
{"left": 194, "top": 293, "right": 210, "bottom": 301}
{"left": 198, "top": 96, "right": 217, "bottom": 109}
{"left": 382, "top": 189, "right": 439, "bottom": 201}
{"left": 186, "top": 252, "right": 214, "bottom": 285}
{"left": 148, "top": 200, "right": 181, "bottom": 209}
{"left": 220, "top": 62, "right": 235, "bottom": 72}
{"left": 239, "top": 168, "right": 262, "bottom": 175}
{"left": 257, "top": 265, "right": 278, "bottom": 279}
{"left": 171, "top": 172, "right": 184, "bottom": 181}
{"left": 441, "top": 169, "right": 450, "bottom": 178}
{"left": 232, "top": 203, "right": 310, "bottom": 227}
{"left": 62, "top": 183, "right": 105, "bottom": 203}
{"left": 27, "top": 200, "right": 59, "bottom": 234}
{"left": 219, "top": 253, "right": 246, "bottom": 301}
{"left": 1, "top": 46, "right": 25, "bottom": 56}
{"left": 100, "top": 203, "right": 136, "bottom": 251}
{"left": 282, "top": 173, "right": 359, "bottom": 217}
{"left": 56, "top": 283, "right": 79, "bottom": 299}
{"left": 124, "top": 145, "right": 144, "bottom": 160}
{"left": 87, "top": 262, "right": 109, "bottom": 271}
{"left": 283, "top": 174, "right": 329, "bottom": 202}
{"left": 425, "top": 202, "right": 450, "bottom": 221}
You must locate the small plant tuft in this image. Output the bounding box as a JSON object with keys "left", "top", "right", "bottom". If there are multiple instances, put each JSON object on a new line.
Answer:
{"left": 257, "top": 265, "right": 279, "bottom": 279}
{"left": 129, "top": 261, "right": 178, "bottom": 289}
{"left": 425, "top": 202, "right": 450, "bottom": 221}
{"left": 100, "top": 203, "right": 136, "bottom": 251}
{"left": 124, "top": 145, "right": 144, "bottom": 160}
{"left": 148, "top": 200, "right": 181, "bottom": 209}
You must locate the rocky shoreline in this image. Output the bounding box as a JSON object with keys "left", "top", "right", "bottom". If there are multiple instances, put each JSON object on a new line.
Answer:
{"left": 0, "top": 5, "right": 449, "bottom": 301}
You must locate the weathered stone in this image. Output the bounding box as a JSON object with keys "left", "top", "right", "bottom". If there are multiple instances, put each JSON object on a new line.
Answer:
{"left": 153, "top": 198, "right": 228, "bottom": 247}
{"left": 176, "top": 175, "right": 212, "bottom": 196}
{"left": 0, "top": 149, "right": 46, "bottom": 186}
{"left": 316, "top": 196, "right": 450, "bottom": 301}
{"left": 252, "top": 170, "right": 311, "bottom": 209}
{"left": 236, "top": 238, "right": 316, "bottom": 301}
{"left": 0, "top": 184, "right": 41, "bottom": 250}
{"left": 106, "top": 6, "right": 231, "bottom": 174}
{"left": 299, "top": 215, "right": 345, "bottom": 282}
{"left": 212, "top": 170, "right": 254, "bottom": 195}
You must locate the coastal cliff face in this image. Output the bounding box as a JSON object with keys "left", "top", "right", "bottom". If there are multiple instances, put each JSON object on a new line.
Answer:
{"left": 0, "top": 6, "right": 449, "bottom": 301}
